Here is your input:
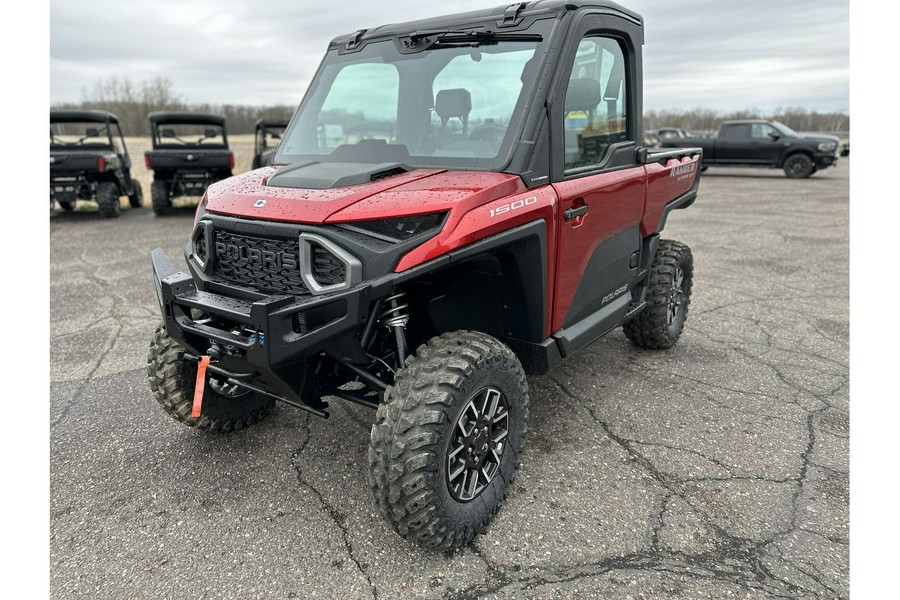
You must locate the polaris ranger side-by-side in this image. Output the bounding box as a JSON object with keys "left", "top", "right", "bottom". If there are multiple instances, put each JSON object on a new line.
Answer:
{"left": 144, "top": 112, "right": 235, "bottom": 215}
{"left": 252, "top": 119, "right": 289, "bottom": 170}
{"left": 148, "top": 0, "right": 702, "bottom": 548}
{"left": 50, "top": 110, "right": 143, "bottom": 217}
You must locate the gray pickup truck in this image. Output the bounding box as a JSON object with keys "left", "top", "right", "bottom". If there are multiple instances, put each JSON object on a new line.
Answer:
{"left": 660, "top": 119, "right": 840, "bottom": 178}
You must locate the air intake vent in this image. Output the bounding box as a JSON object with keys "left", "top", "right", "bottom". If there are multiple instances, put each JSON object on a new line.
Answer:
{"left": 369, "top": 167, "right": 407, "bottom": 182}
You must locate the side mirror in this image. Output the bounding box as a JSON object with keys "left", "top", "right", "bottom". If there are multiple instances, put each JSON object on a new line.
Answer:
{"left": 204, "top": 129, "right": 218, "bottom": 138}
{"left": 161, "top": 129, "right": 176, "bottom": 138}
{"left": 85, "top": 128, "right": 100, "bottom": 137}
{"left": 270, "top": 132, "right": 282, "bottom": 140}
{"left": 768, "top": 131, "right": 781, "bottom": 141}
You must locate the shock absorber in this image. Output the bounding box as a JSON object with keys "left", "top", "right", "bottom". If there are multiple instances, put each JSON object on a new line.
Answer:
{"left": 380, "top": 291, "right": 410, "bottom": 367}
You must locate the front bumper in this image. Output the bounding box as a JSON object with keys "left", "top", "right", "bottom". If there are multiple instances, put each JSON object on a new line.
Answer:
{"left": 152, "top": 247, "right": 372, "bottom": 406}
{"left": 813, "top": 153, "right": 839, "bottom": 169}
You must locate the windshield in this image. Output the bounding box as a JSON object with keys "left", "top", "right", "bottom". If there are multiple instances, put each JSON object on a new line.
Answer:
{"left": 770, "top": 121, "right": 799, "bottom": 138}
{"left": 153, "top": 123, "right": 227, "bottom": 148}
{"left": 276, "top": 18, "right": 553, "bottom": 171}
{"left": 50, "top": 121, "right": 113, "bottom": 149}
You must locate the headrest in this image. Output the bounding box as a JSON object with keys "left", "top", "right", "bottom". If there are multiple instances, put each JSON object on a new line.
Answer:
{"left": 435, "top": 89, "right": 472, "bottom": 120}
{"left": 565, "top": 78, "right": 601, "bottom": 113}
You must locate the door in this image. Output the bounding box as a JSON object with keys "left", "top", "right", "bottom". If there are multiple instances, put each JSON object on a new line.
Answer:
{"left": 549, "top": 26, "right": 646, "bottom": 338}
{"left": 745, "top": 122, "right": 786, "bottom": 164}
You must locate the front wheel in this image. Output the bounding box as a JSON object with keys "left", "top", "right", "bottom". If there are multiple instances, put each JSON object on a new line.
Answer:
{"left": 624, "top": 239, "right": 693, "bottom": 349}
{"left": 783, "top": 154, "right": 814, "bottom": 178}
{"left": 147, "top": 325, "right": 275, "bottom": 431}
{"left": 368, "top": 331, "right": 528, "bottom": 548}
{"left": 96, "top": 181, "right": 121, "bottom": 218}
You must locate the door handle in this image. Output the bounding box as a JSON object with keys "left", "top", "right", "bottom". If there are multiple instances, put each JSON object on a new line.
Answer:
{"left": 564, "top": 205, "right": 588, "bottom": 221}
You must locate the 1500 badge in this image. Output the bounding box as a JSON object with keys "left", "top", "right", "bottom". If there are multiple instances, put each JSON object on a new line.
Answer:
{"left": 489, "top": 196, "right": 537, "bottom": 218}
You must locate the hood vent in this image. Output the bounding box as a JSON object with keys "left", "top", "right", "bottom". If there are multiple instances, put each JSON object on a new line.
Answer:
{"left": 266, "top": 161, "right": 410, "bottom": 190}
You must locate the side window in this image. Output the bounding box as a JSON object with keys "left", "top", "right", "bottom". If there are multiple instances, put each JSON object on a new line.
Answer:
{"left": 562, "top": 36, "right": 629, "bottom": 171}
{"left": 750, "top": 123, "right": 776, "bottom": 140}
{"left": 721, "top": 124, "right": 750, "bottom": 140}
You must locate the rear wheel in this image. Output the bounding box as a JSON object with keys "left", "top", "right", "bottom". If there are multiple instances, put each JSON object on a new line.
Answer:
{"left": 783, "top": 153, "right": 814, "bottom": 178}
{"left": 147, "top": 325, "right": 275, "bottom": 431}
{"left": 96, "top": 181, "right": 121, "bottom": 218}
{"left": 58, "top": 200, "right": 76, "bottom": 211}
{"left": 624, "top": 239, "right": 693, "bottom": 349}
{"left": 129, "top": 184, "right": 144, "bottom": 208}
{"left": 369, "top": 330, "right": 528, "bottom": 548}
{"left": 151, "top": 180, "right": 172, "bottom": 215}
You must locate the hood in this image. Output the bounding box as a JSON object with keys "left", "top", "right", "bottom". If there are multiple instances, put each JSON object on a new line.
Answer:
{"left": 205, "top": 164, "right": 526, "bottom": 225}
{"left": 799, "top": 133, "right": 841, "bottom": 143}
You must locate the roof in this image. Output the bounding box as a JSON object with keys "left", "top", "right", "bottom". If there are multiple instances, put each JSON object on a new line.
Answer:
{"left": 331, "top": 0, "right": 641, "bottom": 47}
{"left": 255, "top": 118, "right": 290, "bottom": 128}
{"left": 148, "top": 112, "right": 226, "bottom": 126}
{"left": 719, "top": 120, "right": 776, "bottom": 126}
{"left": 50, "top": 110, "right": 119, "bottom": 124}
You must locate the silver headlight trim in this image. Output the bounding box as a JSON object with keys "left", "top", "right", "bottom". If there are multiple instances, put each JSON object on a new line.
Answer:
{"left": 298, "top": 233, "right": 362, "bottom": 295}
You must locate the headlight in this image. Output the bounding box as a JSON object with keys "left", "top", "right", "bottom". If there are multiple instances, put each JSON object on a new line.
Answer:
{"left": 817, "top": 142, "right": 837, "bottom": 152}
{"left": 338, "top": 212, "right": 447, "bottom": 243}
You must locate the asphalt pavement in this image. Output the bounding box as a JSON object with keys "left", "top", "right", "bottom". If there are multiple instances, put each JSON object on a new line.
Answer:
{"left": 50, "top": 161, "right": 849, "bottom": 599}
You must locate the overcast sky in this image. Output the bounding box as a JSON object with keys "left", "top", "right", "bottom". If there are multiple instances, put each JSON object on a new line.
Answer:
{"left": 49, "top": 0, "right": 849, "bottom": 114}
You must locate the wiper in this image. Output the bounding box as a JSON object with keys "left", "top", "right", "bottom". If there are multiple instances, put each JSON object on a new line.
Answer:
{"left": 403, "top": 29, "right": 542, "bottom": 50}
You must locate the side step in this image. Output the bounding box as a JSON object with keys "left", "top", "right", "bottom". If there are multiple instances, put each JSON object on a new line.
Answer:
{"left": 623, "top": 300, "right": 647, "bottom": 321}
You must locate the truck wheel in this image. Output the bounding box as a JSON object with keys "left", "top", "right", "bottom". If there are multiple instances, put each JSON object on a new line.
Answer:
{"left": 147, "top": 325, "right": 275, "bottom": 431}
{"left": 783, "top": 154, "right": 814, "bottom": 178}
{"left": 59, "top": 200, "right": 76, "bottom": 211}
{"left": 129, "top": 184, "right": 144, "bottom": 208}
{"left": 151, "top": 180, "right": 172, "bottom": 215}
{"left": 624, "top": 239, "right": 693, "bottom": 349}
{"left": 368, "top": 330, "right": 528, "bottom": 548}
{"left": 96, "top": 181, "right": 121, "bottom": 218}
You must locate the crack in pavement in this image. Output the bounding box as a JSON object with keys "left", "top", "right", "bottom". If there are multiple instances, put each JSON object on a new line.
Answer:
{"left": 50, "top": 323, "right": 123, "bottom": 431}
{"left": 509, "top": 374, "right": 847, "bottom": 599}
{"left": 290, "top": 414, "right": 379, "bottom": 600}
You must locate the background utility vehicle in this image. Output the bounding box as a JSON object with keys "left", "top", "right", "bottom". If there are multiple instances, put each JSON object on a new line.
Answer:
{"left": 148, "top": 0, "right": 702, "bottom": 549}
{"left": 50, "top": 110, "right": 143, "bottom": 217}
{"left": 252, "top": 119, "right": 289, "bottom": 169}
{"left": 145, "top": 112, "right": 234, "bottom": 215}
{"left": 660, "top": 119, "right": 840, "bottom": 178}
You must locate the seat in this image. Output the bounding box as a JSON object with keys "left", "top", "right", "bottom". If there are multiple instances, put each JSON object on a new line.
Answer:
{"left": 564, "top": 78, "right": 602, "bottom": 123}
{"left": 563, "top": 78, "right": 602, "bottom": 167}
{"left": 434, "top": 88, "right": 472, "bottom": 135}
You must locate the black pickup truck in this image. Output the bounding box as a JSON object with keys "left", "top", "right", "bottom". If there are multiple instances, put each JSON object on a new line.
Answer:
{"left": 145, "top": 112, "right": 234, "bottom": 215}
{"left": 660, "top": 119, "right": 840, "bottom": 178}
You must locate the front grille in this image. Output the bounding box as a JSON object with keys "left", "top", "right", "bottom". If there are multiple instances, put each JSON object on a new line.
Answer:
{"left": 210, "top": 230, "right": 350, "bottom": 296}
{"left": 213, "top": 231, "right": 310, "bottom": 296}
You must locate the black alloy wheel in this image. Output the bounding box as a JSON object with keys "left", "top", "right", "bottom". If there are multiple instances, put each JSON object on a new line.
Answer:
{"left": 447, "top": 386, "right": 509, "bottom": 502}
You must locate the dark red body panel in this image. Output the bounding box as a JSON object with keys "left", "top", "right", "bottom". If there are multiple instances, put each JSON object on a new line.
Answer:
{"left": 396, "top": 185, "right": 560, "bottom": 337}
{"left": 641, "top": 154, "right": 701, "bottom": 236}
{"left": 550, "top": 166, "right": 647, "bottom": 332}
{"left": 202, "top": 158, "right": 698, "bottom": 340}
{"left": 204, "top": 166, "right": 446, "bottom": 224}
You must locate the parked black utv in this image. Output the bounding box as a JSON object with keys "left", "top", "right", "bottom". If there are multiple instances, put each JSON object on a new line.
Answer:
{"left": 251, "top": 119, "right": 288, "bottom": 169}
{"left": 50, "top": 110, "right": 143, "bottom": 217}
{"left": 144, "top": 112, "right": 234, "bottom": 215}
